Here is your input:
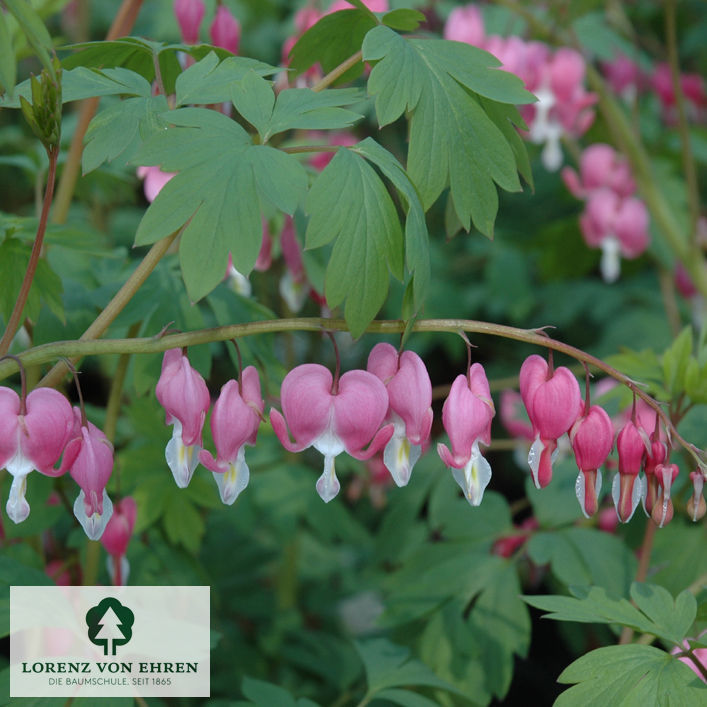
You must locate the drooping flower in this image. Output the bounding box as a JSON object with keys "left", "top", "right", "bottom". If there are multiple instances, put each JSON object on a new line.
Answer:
{"left": 101, "top": 496, "right": 137, "bottom": 585}
{"left": 651, "top": 462, "right": 679, "bottom": 528}
{"left": 613, "top": 419, "right": 648, "bottom": 522}
{"left": 0, "top": 386, "right": 73, "bottom": 523}
{"left": 367, "top": 343, "right": 433, "bottom": 487}
{"left": 443, "top": 4, "right": 485, "bottom": 46}
{"left": 687, "top": 470, "right": 706, "bottom": 522}
{"left": 155, "top": 349, "right": 211, "bottom": 488}
{"left": 174, "top": 0, "right": 205, "bottom": 44}
{"left": 520, "top": 354, "right": 581, "bottom": 489}
{"left": 570, "top": 404, "right": 614, "bottom": 517}
{"left": 199, "top": 369, "right": 263, "bottom": 505}
{"left": 601, "top": 53, "right": 643, "bottom": 102}
{"left": 437, "top": 364, "right": 495, "bottom": 506}
{"left": 58, "top": 408, "right": 114, "bottom": 540}
{"left": 270, "top": 364, "right": 393, "bottom": 502}
{"left": 210, "top": 4, "right": 241, "bottom": 54}
{"left": 561, "top": 143, "right": 635, "bottom": 199}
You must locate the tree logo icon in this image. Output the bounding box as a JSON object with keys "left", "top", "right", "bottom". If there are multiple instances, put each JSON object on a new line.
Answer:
{"left": 85, "top": 597, "right": 135, "bottom": 656}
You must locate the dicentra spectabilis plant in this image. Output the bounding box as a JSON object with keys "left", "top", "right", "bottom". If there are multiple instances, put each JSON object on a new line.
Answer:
{"left": 1, "top": 0, "right": 706, "bottom": 703}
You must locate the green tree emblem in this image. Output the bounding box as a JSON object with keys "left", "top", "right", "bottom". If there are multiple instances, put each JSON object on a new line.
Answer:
{"left": 86, "top": 597, "right": 135, "bottom": 656}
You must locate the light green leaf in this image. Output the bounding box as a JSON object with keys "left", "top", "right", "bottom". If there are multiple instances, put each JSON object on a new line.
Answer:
{"left": 630, "top": 583, "right": 697, "bottom": 645}
{"left": 175, "top": 52, "right": 278, "bottom": 106}
{"left": 363, "top": 26, "right": 532, "bottom": 235}
{"left": 4, "top": 0, "right": 55, "bottom": 80}
{"left": 289, "top": 9, "right": 378, "bottom": 85}
{"left": 0, "top": 13, "right": 16, "bottom": 98}
{"left": 162, "top": 492, "right": 204, "bottom": 553}
{"left": 241, "top": 676, "right": 298, "bottom": 706}
{"left": 556, "top": 645, "right": 706, "bottom": 706}
{"left": 231, "top": 70, "right": 275, "bottom": 140}
{"left": 374, "top": 688, "right": 440, "bottom": 707}
{"left": 83, "top": 94, "right": 169, "bottom": 173}
{"left": 305, "top": 147, "right": 404, "bottom": 337}
{"left": 134, "top": 108, "right": 306, "bottom": 301}
{"left": 662, "top": 325, "right": 693, "bottom": 397}
{"left": 351, "top": 138, "right": 429, "bottom": 311}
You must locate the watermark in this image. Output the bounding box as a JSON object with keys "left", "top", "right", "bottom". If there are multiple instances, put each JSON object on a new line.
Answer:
{"left": 10, "top": 586, "right": 210, "bottom": 697}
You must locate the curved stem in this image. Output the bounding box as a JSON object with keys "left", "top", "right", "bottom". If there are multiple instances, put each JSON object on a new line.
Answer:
{"left": 38, "top": 231, "right": 179, "bottom": 388}
{"left": 280, "top": 145, "right": 340, "bottom": 155}
{"left": 311, "top": 50, "right": 363, "bottom": 93}
{"left": 0, "top": 316, "right": 701, "bottom": 464}
{"left": 0, "top": 147, "right": 59, "bottom": 356}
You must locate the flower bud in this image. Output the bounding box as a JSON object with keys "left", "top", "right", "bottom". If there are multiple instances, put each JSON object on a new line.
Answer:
{"left": 651, "top": 463, "right": 679, "bottom": 527}
{"left": 210, "top": 5, "right": 240, "bottom": 54}
{"left": 687, "top": 471, "right": 706, "bottom": 522}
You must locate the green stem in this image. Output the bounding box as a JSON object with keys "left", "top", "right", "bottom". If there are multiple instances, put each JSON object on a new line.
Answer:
{"left": 38, "top": 231, "right": 179, "bottom": 388}
{"left": 280, "top": 145, "right": 340, "bottom": 154}
{"left": 665, "top": 0, "right": 700, "bottom": 242}
{"left": 83, "top": 540, "right": 101, "bottom": 586}
{"left": 0, "top": 316, "right": 701, "bottom": 465}
{"left": 311, "top": 50, "right": 363, "bottom": 93}
{"left": 0, "top": 147, "right": 59, "bottom": 356}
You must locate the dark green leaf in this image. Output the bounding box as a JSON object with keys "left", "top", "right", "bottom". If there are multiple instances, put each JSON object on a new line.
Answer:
{"left": 289, "top": 10, "right": 378, "bottom": 85}
{"left": 135, "top": 108, "right": 306, "bottom": 301}
{"left": 556, "top": 645, "right": 706, "bottom": 706}
{"left": 241, "top": 676, "right": 298, "bottom": 706}
{"left": 630, "top": 583, "right": 697, "bottom": 645}
{"left": 0, "top": 13, "right": 16, "bottom": 98}
{"left": 382, "top": 9, "right": 426, "bottom": 32}
{"left": 374, "top": 689, "right": 440, "bottom": 707}
{"left": 661, "top": 325, "right": 693, "bottom": 397}
{"left": 363, "top": 26, "right": 532, "bottom": 235}
{"left": 4, "top": 0, "right": 55, "bottom": 80}
{"left": 305, "top": 146, "right": 404, "bottom": 337}
{"left": 231, "top": 71, "right": 275, "bottom": 139}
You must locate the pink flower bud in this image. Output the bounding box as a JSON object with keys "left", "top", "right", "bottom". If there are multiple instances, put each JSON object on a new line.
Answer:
{"left": 643, "top": 437, "right": 667, "bottom": 515}
{"left": 688, "top": 471, "right": 706, "bottom": 522}
{"left": 101, "top": 497, "right": 137, "bottom": 558}
{"left": 437, "top": 365, "right": 495, "bottom": 506}
{"left": 444, "top": 5, "right": 485, "bottom": 47}
{"left": 651, "top": 463, "right": 679, "bottom": 527}
{"left": 602, "top": 53, "right": 642, "bottom": 98}
{"left": 155, "top": 349, "right": 211, "bottom": 488}
{"left": 174, "top": 0, "right": 205, "bottom": 44}
{"left": 570, "top": 405, "right": 614, "bottom": 517}
{"left": 367, "top": 343, "right": 433, "bottom": 487}
{"left": 210, "top": 5, "right": 240, "bottom": 54}
{"left": 59, "top": 408, "right": 114, "bottom": 540}
{"left": 612, "top": 419, "right": 648, "bottom": 522}
{"left": 0, "top": 386, "right": 73, "bottom": 523}
{"left": 271, "top": 364, "right": 393, "bottom": 502}
{"left": 520, "top": 355, "right": 581, "bottom": 489}
{"left": 199, "top": 369, "right": 263, "bottom": 505}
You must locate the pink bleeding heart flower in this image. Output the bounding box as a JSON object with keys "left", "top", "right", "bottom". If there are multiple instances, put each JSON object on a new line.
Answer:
{"left": 101, "top": 496, "right": 137, "bottom": 585}
{"left": 651, "top": 462, "right": 679, "bottom": 528}
{"left": 570, "top": 405, "right": 614, "bottom": 518}
{"left": 136, "top": 166, "right": 176, "bottom": 203}
{"left": 210, "top": 4, "right": 240, "bottom": 54}
{"left": 155, "top": 349, "right": 211, "bottom": 488}
{"left": 199, "top": 369, "right": 263, "bottom": 505}
{"left": 279, "top": 216, "right": 311, "bottom": 312}
{"left": 58, "top": 408, "right": 114, "bottom": 540}
{"left": 613, "top": 419, "right": 648, "bottom": 522}
{"left": 443, "top": 5, "right": 486, "bottom": 47}
{"left": 174, "top": 0, "right": 205, "bottom": 44}
{"left": 520, "top": 355, "right": 581, "bottom": 490}
{"left": 642, "top": 414, "right": 666, "bottom": 516}
{"left": 328, "top": 0, "right": 388, "bottom": 12}
{"left": 499, "top": 389, "right": 534, "bottom": 441}
{"left": 0, "top": 386, "right": 73, "bottom": 523}
{"left": 270, "top": 363, "right": 393, "bottom": 502}
{"left": 688, "top": 470, "right": 706, "bottom": 522}
{"left": 367, "top": 343, "right": 433, "bottom": 487}
{"left": 601, "top": 53, "right": 642, "bottom": 101}
{"left": 437, "top": 364, "right": 495, "bottom": 506}
{"left": 561, "top": 143, "right": 635, "bottom": 199}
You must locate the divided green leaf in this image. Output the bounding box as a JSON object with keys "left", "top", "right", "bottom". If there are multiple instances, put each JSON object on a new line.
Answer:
{"left": 134, "top": 108, "right": 307, "bottom": 302}
{"left": 363, "top": 25, "right": 534, "bottom": 236}
{"left": 305, "top": 146, "right": 404, "bottom": 337}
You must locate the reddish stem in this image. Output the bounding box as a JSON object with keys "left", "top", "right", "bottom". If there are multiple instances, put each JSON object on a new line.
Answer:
{"left": 0, "top": 147, "right": 59, "bottom": 356}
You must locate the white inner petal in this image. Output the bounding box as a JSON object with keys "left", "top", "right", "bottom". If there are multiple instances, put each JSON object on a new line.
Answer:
{"left": 74, "top": 489, "right": 113, "bottom": 540}
{"left": 165, "top": 421, "right": 200, "bottom": 488}
{"left": 451, "top": 441, "right": 492, "bottom": 507}
{"left": 212, "top": 448, "right": 250, "bottom": 505}
{"left": 316, "top": 454, "right": 340, "bottom": 503}
{"left": 6, "top": 473, "right": 30, "bottom": 524}
{"left": 383, "top": 430, "right": 420, "bottom": 488}
{"left": 600, "top": 236, "right": 621, "bottom": 283}
{"left": 527, "top": 435, "right": 544, "bottom": 490}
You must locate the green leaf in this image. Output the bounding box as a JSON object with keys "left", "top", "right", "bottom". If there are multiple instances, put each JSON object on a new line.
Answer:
{"left": 363, "top": 26, "right": 532, "bottom": 235}
{"left": 355, "top": 638, "right": 463, "bottom": 697}
{"left": 467, "top": 562, "right": 531, "bottom": 699}
{"left": 82, "top": 94, "right": 169, "bottom": 173}
{"left": 0, "top": 13, "right": 16, "bottom": 98}
{"left": 305, "top": 146, "right": 404, "bottom": 337}
{"left": 175, "top": 52, "right": 278, "bottom": 107}
{"left": 289, "top": 9, "right": 378, "bottom": 85}
{"left": 382, "top": 9, "right": 426, "bottom": 32}
{"left": 4, "top": 0, "right": 55, "bottom": 81}
{"left": 351, "top": 138, "right": 429, "bottom": 311}
{"left": 241, "top": 676, "right": 298, "bottom": 706}
{"left": 630, "top": 583, "right": 697, "bottom": 645}
{"left": 134, "top": 108, "right": 307, "bottom": 302}
{"left": 162, "top": 492, "right": 204, "bottom": 553}
{"left": 374, "top": 689, "right": 440, "bottom": 707}
{"left": 231, "top": 71, "right": 275, "bottom": 139}
{"left": 662, "top": 325, "right": 693, "bottom": 397}
{"left": 527, "top": 527, "right": 637, "bottom": 596}
{"left": 556, "top": 645, "right": 706, "bottom": 706}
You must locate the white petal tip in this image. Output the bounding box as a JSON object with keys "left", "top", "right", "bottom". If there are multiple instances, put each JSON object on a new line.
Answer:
{"left": 74, "top": 489, "right": 113, "bottom": 540}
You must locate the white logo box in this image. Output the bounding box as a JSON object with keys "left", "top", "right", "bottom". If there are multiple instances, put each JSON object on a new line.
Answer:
{"left": 10, "top": 586, "right": 210, "bottom": 698}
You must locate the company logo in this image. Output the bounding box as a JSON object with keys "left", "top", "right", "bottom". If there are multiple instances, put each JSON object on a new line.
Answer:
{"left": 85, "top": 598, "right": 135, "bottom": 656}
